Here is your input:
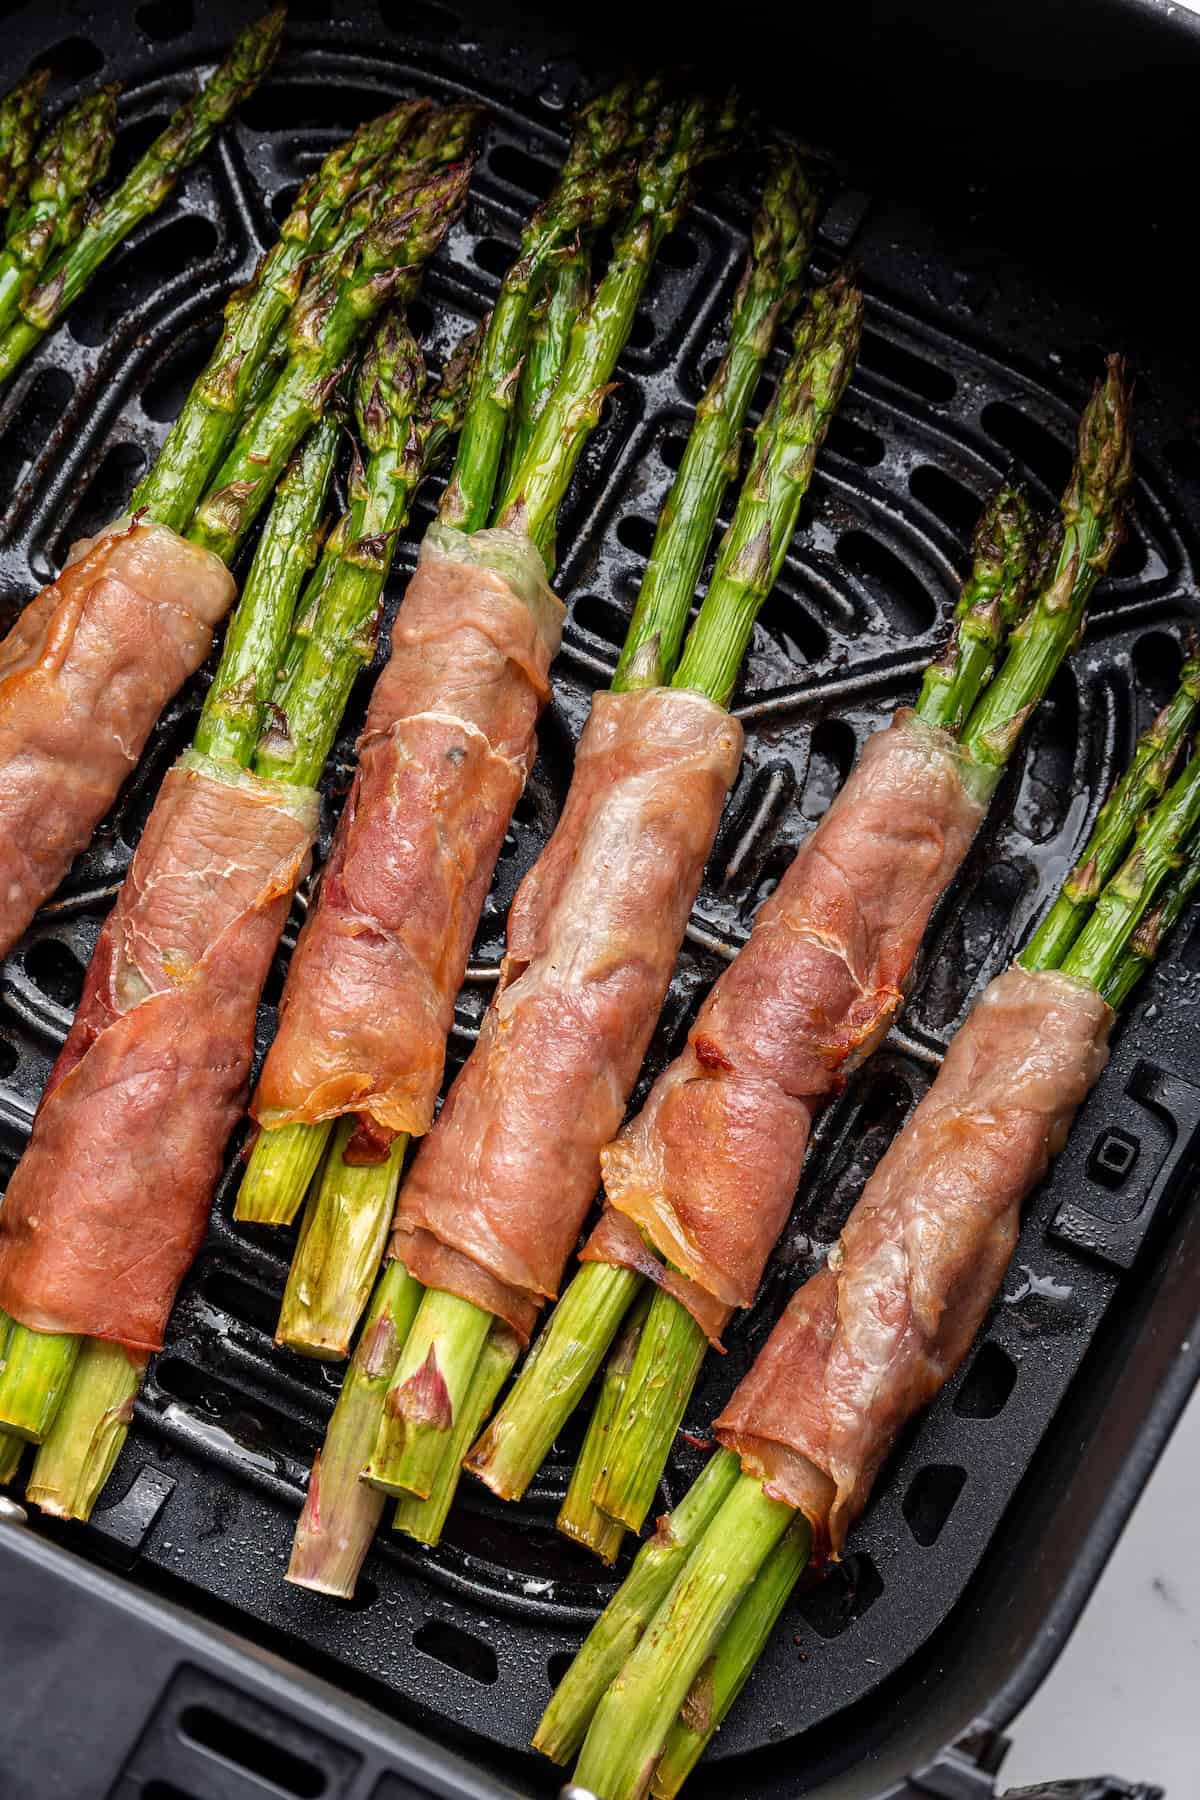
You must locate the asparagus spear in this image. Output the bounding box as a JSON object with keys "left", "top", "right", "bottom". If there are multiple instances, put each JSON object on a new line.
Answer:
{"left": 1022, "top": 647, "right": 1200, "bottom": 971}
{"left": 0, "top": 416, "right": 342, "bottom": 1453}
{"left": 914, "top": 480, "right": 1040, "bottom": 733}
{"left": 958, "top": 355, "right": 1134, "bottom": 793}
{"left": 494, "top": 91, "right": 738, "bottom": 562}
{"left": 25, "top": 1342, "right": 147, "bottom": 1520}
{"left": 288, "top": 1260, "right": 424, "bottom": 1595}
{"left": 0, "top": 70, "right": 49, "bottom": 212}
{"left": 466, "top": 271, "right": 861, "bottom": 1515}
{"left": 615, "top": 147, "right": 819, "bottom": 688}
{"left": 187, "top": 155, "right": 474, "bottom": 563}
{"left": 558, "top": 1287, "right": 651, "bottom": 1563}
{"left": 391, "top": 1323, "right": 518, "bottom": 1547}
{"left": 497, "top": 239, "right": 592, "bottom": 506}
{"left": 650, "top": 1515, "right": 814, "bottom": 1798}
{"left": 0, "top": 85, "right": 119, "bottom": 334}
{"left": 1103, "top": 827, "right": 1200, "bottom": 1007}
{"left": 441, "top": 77, "right": 657, "bottom": 534}
{"left": 131, "top": 97, "right": 476, "bottom": 532}
{"left": 0, "top": 10, "right": 285, "bottom": 386}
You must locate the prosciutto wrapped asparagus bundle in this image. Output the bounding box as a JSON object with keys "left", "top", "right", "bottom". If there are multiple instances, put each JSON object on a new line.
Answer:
{"left": 474, "top": 358, "right": 1139, "bottom": 1552}
{"left": 239, "top": 85, "right": 737, "bottom": 1392}
{"left": 286, "top": 158, "right": 841, "bottom": 1591}
{"left": 0, "top": 98, "right": 475, "bottom": 963}
{"left": 543, "top": 677, "right": 1200, "bottom": 1800}
{"left": 0, "top": 313, "right": 476, "bottom": 1510}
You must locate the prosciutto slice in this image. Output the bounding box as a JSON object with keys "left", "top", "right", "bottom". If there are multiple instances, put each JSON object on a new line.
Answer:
{"left": 593, "top": 710, "right": 985, "bottom": 1328}
{"left": 391, "top": 686, "right": 744, "bottom": 1340}
{"left": 0, "top": 516, "right": 236, "bottom": 959}
{"left": 0, "top": 751, "right": 317, "bottom": 1351}
{"left": 251, "top": 525, "right": 563, "bottom": 1141}
{"left": 714, "top": 966, "right": 1113, "bottom": 1555}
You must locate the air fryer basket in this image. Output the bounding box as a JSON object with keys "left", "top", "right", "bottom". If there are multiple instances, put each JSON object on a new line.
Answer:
{"left": 2, "top": 3, "right": 1200, "bottom": 1797}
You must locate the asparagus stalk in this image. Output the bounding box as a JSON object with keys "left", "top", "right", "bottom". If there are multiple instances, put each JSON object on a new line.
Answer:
{"left": 592, "top": 1282, "right": 709, "bottom": 1534}
{"left": 1057, "top": 747, "right": 1200, "bottom": 987}
{"left": 615, "top": 148, "right": 820, "bottom": 689}
{"left": 498, "top": 240, "right": 592, "bottom": 504}
{"left": 188, "top": 155, "right": 475, "bottom": 563}
{"left": 0, "top": 1430, "right": 22, "bottom": 1486}
{"left": 558, "top": 1288, "right": 651, "bottom": 1563}
{"left": 1022, "top": 651, "right": 1200, "bottom": 972}
{"left": 573, "top": 1473, "right": 793, "bottom": 1799}
{"left": 914, "top": 480, "right": 1040, "bottom": 732}
{"left": 25, "top": 1341, "right": 146, "bottom": 1521}
{"left": 441, "top": 78, "right": 657, "bottom": 534}
{"left": 650, "top": 1514, "right": 814, "bottom": 1797}
{"left": 0, "top": 86, "right": 119, "bottom": 334}
{"left": 0, "top": 71, "right": 49, "bottom": 212}
{"left": 391, "top": 1323, "right": 518, "bottom": 1546}
{"left": 468, "top": 1262, "right": 643, "bottom": 1502}
{"left": 131, "top": 97, "right": 475, "bottom": 532}
{"left": 0, "top": 10, "right": 285, "bottom": 386}
{"left": 361, "top": 1285, "right": 493, "bottom": 1499}
{"left": 276, "top": 1119, "right": 406, "bottom": 1357}
{"left": 288, "top": 1259, "right": 424, "bottom": 1595}
{"left": 672, "top": 270, "right": 865, "bottom": 704}
{"left": 958, "top": 356, "right": 1134, "bottom": 793}
{"left": 0, "top": 419, "right": 341, "bottom": 1454}
{"left": 1103, "top": 829, "right": 1200, "bottom": 1007}
{"left": 535, "top": 1449, "right": 742, "bottom": 1764}
{"left": 494, "top": 89, "right": 740, "bottom": 562}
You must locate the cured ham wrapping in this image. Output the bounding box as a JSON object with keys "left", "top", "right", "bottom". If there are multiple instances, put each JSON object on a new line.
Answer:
{"left": 0, "top": 516, "right": 236, "bottom": 959}
{"left": 714, "top": 966, "right": 1113, "bottom": 1555}
{"left": 392, "top": 686, "right": 744, "bottom": 1340}
{"left": 591, "top": 709, "right": 985, "bottom": 1331}
{"left": 0, "top": 751, "right": 317, "bottom": 1351}
{"left": 251, "top": 524, "right": 564, "bottom": 1141}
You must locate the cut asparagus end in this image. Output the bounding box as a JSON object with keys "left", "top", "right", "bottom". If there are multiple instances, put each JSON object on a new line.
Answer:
{"left": 277, "top": 1121, "right": 407, "bottom": 1359}
{"left": 591, "top": 1284, "right": 708, "bottom": 1534}
{"left": 362, "top": 1287, "right": 492, "bottom": 1499}
{"left": 235, "top": 1119, "right": 332, "bottom": 1226}
{"left": 572, "top": 1474, "right": 792, "bottom": 1799}
{"left": 393, "top": 1323, "right": 518, "bottom": 1547}
{"left": 467, "top": 1260, "right": 643, "bottom": 1502}
{"left": 26, "top": 1340, "right": 145, "bottom": 1522}
{"left": 287, "top": 1259, "right": 423, "bottom": 1597}
{"left": 0, "top": 1322, "right": 80, "bottom": 1442}
{"left": 650, "top": 1514, "right": 814, "bottom": 1797}
{"left": 557, "top": 1288, "right": 650, "bottom": 1564}
{"left": 534, "top": 1449, "right": 741, "bottom": 1766}
{"left": 0, "top": 1430, "right": 23, "bottom": 1486}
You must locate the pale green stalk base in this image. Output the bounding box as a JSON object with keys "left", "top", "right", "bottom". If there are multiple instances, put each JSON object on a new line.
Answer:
{"left": 573, "top": 1474, "right": 793, "bottom": 1800}
{"left": 278, "top": 1122, "right": 407, "bottom": 1358}
{"left": 235, "top": 1119, "right": 331, "bottom": 1226}
{"left": 558, "top": 1289, "right": 650, "bottom": 1563}
{"left": 650, "top": 1515, "right": 813, "bottom": 1797}
{"left": 535, "top": 1449, "right": 741, "bottom": 1765}
{"left": 26, "top": 1340, "right": 145, "bottom": 1522}
{"left": 0, "top": 1323, "right": 80, "bottom": 1442}
{"left": 363, "top": 1288, "right": 492, "bottom": 1499}
{"left": 287, "top": 1260, "right": 423, "bottom": 1597}
{"left": 593, "top": 1285, "right": 708, "bottom": 1534}
{"left": 0, "top": 1429, "right": 23, "bottom": 1485}
{"left": 466, "top": 1261, "right": 643, "bottom": 1501}
{"left": 393, "top": 1326, "right": 518, "bottom": 1547}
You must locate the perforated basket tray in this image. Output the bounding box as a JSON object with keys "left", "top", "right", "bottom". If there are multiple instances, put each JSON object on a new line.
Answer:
{"left": 2, "top": 2, "right": 1200, "bottom": 1797}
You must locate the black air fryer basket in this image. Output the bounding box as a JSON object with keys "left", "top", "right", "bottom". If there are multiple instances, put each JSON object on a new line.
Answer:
{"left": 2, "top": 2, "right": 1199, "bottom": 1797}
